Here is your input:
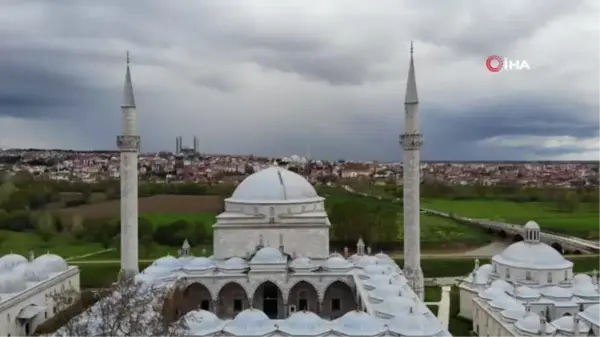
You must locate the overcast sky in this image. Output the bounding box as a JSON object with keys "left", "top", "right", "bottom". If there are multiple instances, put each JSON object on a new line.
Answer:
{"left": 0, "top": 0, "right": 598, "bottom": 161}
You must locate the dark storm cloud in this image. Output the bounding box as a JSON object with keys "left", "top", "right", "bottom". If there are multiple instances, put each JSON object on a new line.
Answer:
{"left": 0, "top": 0, "right": 596, "bottom": 159}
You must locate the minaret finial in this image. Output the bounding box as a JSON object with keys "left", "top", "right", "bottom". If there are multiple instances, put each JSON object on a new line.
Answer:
{"left": 410, "top": 41, "right": 414, "bottom": 55}
{"left": 126, "top": 51, "right": 130, "bottom": 65}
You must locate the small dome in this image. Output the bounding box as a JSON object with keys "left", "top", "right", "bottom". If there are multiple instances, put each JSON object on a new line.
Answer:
{"left": 334, "top": 310, "right": 387, "bottom": 336}
{"left": 184, "top": 257, "right": 216, "bottom": 270}
{"left": 142, "top": 265, "right": 172, "bottom": 278}
{"left": 220, "top": 257, "right": 249, "bottom": 270}
{"left": 0, "top": 254, "right": 28, "bottom": 271}
{"left": 524, "top": 221, "right": 540, "bottom": 229}
{"left": 368, "top": 283, "right": 402, "bottom": 302}
{"left": 374, "top": 252, "right": 393, "bottom": 261}
{"left": 290, "top": 256, "right": 315, "bottom": 270}
{"left": 356, "top": 255, "right": 378, "bottom": 267}
{"left": 489, "top": 295, "right": 519, "bottom": 310}
{"left": 478, "top": 286, "right": 507, "bottom": 300}
{"left": 478, "top": 264, "right": 493, "bottom": 274}
{"left": 251, "top": 247, "right": 286, "bottom": 264}
{"left": 515, "top": 312, "right": 557, "bottom": 335}
{"left": 362, "top": 265, "right": 390, "bottom": 276}
{"left": 279, "top": 311, "right": 330, "bottom": 336}
{"left": 185, "top": 310, "right": 225, "bottom": 335}
{"left": 515, "top": 286, "right": 540, "bottom": 299}
{"left": 573, "top": 283, "right": 600, "bottom": 299}
{"left": 0, "top": 272, "right": 27, "bottom": 293}
{"left": 376, "top": 296, "right": 423, "bottom": 316}
{"left": 33, "top": 254, "right": 68, "bottom": 273}
{"left": 152, "top": 255, "right": 181, "bottom": 270}
{"left": 541, "top": 286, "right": 572, "bottom": 299}
{"left": 490, "top": 279, "right": 514, "bottom": 292}
{"left": 579, "top": 304, "right": 600, "bottom": 326}
{"left": 229, "top": 167, "right": 320, "bottom": 202}
{"left": 573, "top": 274, "right": 593, "bottom": 285}
{"left": 13, "top": 263, "right": 49, "bottom": 282}
{"left": 493, "top": 241, "right": 572, "bottom": 269}
{"left": 388, "top": 309, "right": 444, "bottom": 336}
{"left": 500, "top": 304, "right": 526, "bottom": 321}
{"left": 551, "top": 316, "right": 591, "bottom": 334}
{"left": 324, "top": 256, "right": 352, "bottom": 270}
{"left": 224, "top": 308, "right": 275, "bottom": 336}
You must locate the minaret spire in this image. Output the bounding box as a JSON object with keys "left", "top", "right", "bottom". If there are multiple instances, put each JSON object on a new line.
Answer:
{"left": 117, "top": 51, "right": 140, "bottom": 280}
{"left": 400, "top": 41, "right": 424, "bottom": 300}
{"left": 122, "top": 51, "right": 136, "bottom": 108}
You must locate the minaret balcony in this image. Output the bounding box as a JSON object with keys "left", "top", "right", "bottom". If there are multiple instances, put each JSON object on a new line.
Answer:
{"left": 117, "top": 135, "right": 141, "bottom": 152}
{"left": 399, "top": 133, "right": 423, "bottom": 150}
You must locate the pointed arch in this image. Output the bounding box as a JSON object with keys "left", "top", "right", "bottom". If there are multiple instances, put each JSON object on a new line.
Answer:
{"left": 253, "top": 281, "right": 284, "bottom": 319}
{"left": 181, "top": 282, "right": 212, "bottom": 315}
{"left": 318, "top": 279, "right": 353, "bottom": 301}
{"left": 215, "top": 281, "right": 249, "bottom": 319}
{"left": 321, "top": 280, "right": 356, "bottom": 319}
{"left": 287, "top": 280, "right": 319, "bottom": 313}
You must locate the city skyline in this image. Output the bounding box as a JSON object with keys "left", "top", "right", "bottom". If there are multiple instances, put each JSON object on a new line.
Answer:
{"left": 0, "top": 0, "right": 598, "bottom": 161}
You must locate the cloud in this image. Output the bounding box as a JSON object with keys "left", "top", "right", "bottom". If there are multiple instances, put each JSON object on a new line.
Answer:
{"left": 0, "top": 0, "right": 597, "bottom": 160}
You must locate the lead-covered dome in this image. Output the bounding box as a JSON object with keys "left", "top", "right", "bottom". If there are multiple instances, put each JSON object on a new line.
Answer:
{"left": 251, "top": 247, "right": 287, "bottom": 264}
{"left": 229, "top": 167, "right": 320, "bottom": 203}
{"left": 185, "top": 310, "right": 225, "bottom": 335}
{"left": 224, "top": 308, "right": 276, "bottom": 336}
{"left": 0, "top": 272, "right": 27, "bottom": 293}
{"left": 0, "top": 254, "right": 27, "bottom": 271}
{"left": 279, "top": 311, "right": 330, "bottom": 336}
{"left": 33, "top": 253, "right": 68, "bottom": 273}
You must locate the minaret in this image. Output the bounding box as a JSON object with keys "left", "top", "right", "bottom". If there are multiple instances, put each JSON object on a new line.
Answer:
{"left": 400, "top": 42, "right": 424, "bottom": 299}
{"left": 117, "top": 51, "right": 140, "bottom": 279}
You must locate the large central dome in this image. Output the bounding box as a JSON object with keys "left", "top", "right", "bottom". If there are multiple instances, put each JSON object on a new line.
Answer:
{"left": 228, "top": 166, "right": 321, "bottom": 203}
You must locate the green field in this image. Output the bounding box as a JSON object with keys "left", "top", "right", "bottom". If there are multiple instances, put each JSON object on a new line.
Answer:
{"left": 142, "top": 212, "right": 217, "bottom": 227}
{"left": 422, "top": 198, "right": 600, "bottom": 239}
{"left": 409, "top": 214, "right": 491, "bottom": 248}
{"left": 0, "top": 230, "right": 105, "bottom": 258}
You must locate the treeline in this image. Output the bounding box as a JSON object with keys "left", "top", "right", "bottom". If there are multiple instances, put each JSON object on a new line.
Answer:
{"left": 0, "top": 177, "right": 235, "bottom": 212}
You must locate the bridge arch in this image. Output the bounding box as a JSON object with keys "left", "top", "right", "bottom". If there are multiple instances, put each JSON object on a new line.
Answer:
{"left": 498, "top": 230, "right": 508, "bottom": 238}
{"left": 512, "top": 234, "right": 524, "bottom": 242}
{"left": 551, "top": 242, "right": 564, "bottom": 255}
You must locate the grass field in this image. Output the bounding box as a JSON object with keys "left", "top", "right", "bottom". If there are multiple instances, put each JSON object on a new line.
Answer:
{"left": 0, "top": 230, "right": 105, "bottom": 258}
{"left": 410, "top": 214, "right": 491, "bottom": 248}
{"left": 422, "top": 198, "right": 600, "bottom": 239}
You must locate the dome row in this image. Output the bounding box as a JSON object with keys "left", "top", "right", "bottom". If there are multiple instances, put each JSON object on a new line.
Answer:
{"left": 145, "top": 250, "right": 396, "bottom": 278}
{"left": 0, "top": 253, "right": 69, "bottom": 293}
{"left": 185, "top": 307, "right": 443, "bottom": 336}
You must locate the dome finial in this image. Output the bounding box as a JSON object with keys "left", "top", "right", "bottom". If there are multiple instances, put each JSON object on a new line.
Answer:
{"left": 126, "top": 50, "right": 131, "bottom": 65}
{"left": 410, "top": 40, "right": 414, "bottom": 55}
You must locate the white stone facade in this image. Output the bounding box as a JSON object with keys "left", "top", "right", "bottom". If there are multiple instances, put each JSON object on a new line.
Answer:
{"left": 0, "top": 253, "right": 80, "bottom": 336}
{"left": 458, "top": 221, "right": 600, "bottom": 336}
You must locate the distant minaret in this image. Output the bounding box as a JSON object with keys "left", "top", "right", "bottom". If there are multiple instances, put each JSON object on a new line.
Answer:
{"left": 117, "top": 51, "right": 140, "bottom": 278}
{"left": 400, "top": 42, "right": 424, "bottom": 299}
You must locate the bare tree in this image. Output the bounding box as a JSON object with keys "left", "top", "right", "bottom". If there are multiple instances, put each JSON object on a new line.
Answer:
{"left": 52, "top": 276, "right": 188, "bottom": 336}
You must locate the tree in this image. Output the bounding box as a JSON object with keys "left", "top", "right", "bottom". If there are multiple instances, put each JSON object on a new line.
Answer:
{"left": 53, "top": 277, "right": 188, "bottom": 337}
{"left": 35, "top": 211, "right": 56, "bottom": 243}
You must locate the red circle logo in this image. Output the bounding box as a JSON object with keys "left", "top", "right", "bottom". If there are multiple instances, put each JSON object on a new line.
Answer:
{"left": 486, "top": 55, "right": 503, "bottom": 72}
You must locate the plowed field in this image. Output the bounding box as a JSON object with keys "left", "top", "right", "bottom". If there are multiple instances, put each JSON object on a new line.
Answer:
{"left": 54, "top": 195, "right": 224, "bottom": 222}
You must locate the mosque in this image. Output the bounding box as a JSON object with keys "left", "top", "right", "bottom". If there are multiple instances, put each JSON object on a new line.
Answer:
{"left": 458, "top": 221, "right": 600, "bottom": 336}
{"left": 0, "top": 253, "right": 80, "bottom": 336}
{"left": 61, "top": 45, "right": 454, "bottom": 337}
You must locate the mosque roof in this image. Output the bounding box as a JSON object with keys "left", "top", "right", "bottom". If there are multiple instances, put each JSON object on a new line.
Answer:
{"left": 0, "top": 253, "right": 75, "bottom": 303}
{"left": 227, "top": 166, "right": 322, "bottom": 203}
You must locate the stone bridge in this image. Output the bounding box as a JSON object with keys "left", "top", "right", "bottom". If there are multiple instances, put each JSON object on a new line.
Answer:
{"left": 422, "top": 209, "right": 599, "bottom": 255}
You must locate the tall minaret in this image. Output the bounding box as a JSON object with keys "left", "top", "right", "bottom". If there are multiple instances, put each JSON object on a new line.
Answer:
{"left": 400, "top": 42, "right": 424, "bottom": 299}
{"left": 117, "top": 51, "right": 140, "bottom": 279}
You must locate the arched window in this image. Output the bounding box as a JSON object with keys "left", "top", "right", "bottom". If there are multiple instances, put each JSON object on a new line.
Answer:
{"left": 506, "top": 268, "right": 511, "bottom": 279}
{"left": 564, "top": 270, "right": 568, "bottom": 281}
{"left": 547, "top": 272, "right": 553, "bottom": 283}
{"left": 493, "top": 264, "right": 497, "bottom": 273}
{"left": 525, "top": 271, "right": 532, "bottom": 281}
